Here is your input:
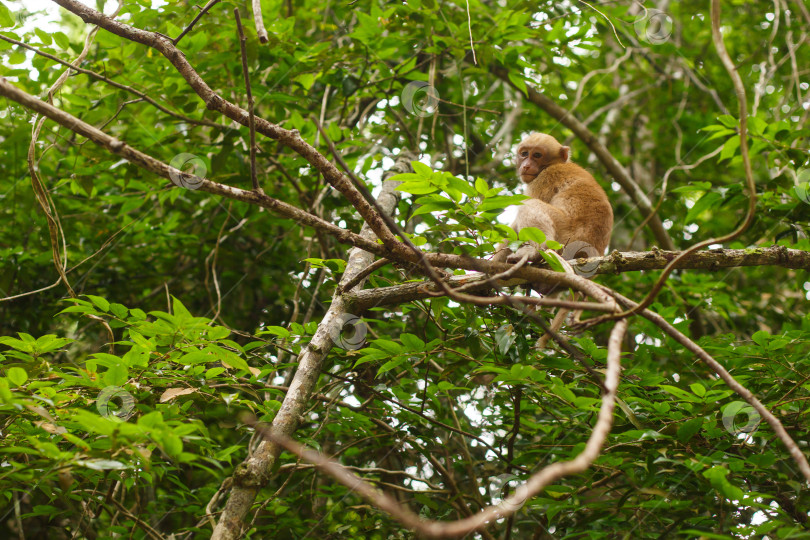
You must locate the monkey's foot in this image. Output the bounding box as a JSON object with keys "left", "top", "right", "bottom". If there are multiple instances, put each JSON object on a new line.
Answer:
{"left": 506, "top": 244, "right": 542, "bottom": 263}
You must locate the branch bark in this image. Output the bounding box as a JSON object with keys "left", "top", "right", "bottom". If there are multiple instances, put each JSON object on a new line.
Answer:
{"left": 348, "top": 245, "right": 808, "bottom": 310}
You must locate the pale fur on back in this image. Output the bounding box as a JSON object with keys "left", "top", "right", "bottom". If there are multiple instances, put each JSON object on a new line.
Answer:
{"left": 523, "top": 161, "right": 613, "bottom": 254}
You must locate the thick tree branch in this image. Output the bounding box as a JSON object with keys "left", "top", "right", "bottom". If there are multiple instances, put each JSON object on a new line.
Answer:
{"left": 49, "top": 0, "right": 404, "bottom": 253}
{"left": 0, "top": 78, "right": 385, "bottom": 258}
{"left": 211, "top": 157, "right": 411, "bottom": 540}
{"left": 348, "top": 245, "right": 809, "bottom": 309}
{"left": 11, "top": 74, "right": 789, "bottom": 310}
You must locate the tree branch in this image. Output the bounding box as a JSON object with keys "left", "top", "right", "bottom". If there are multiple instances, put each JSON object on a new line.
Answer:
{"left": 0, "top": 78, "right": 385, "bottom": 257}
{"left": 211, "top": 156, "right": 411, "bottom": 540}
{"left": 252, "top": 318, "right": 627, "bottom": 538}
{"left": 348, "top": 245, "right": 809, "bottom": 310}
{"left": 49, "top": 0, "right": 403, "bottom": 253}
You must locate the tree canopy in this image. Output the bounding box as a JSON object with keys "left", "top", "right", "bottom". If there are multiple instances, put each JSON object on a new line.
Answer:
{"left": 1, "top": 0, "right": 810, "bottom": 538}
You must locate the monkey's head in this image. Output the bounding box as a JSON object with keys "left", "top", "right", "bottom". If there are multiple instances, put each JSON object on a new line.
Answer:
{"left": 515, "top": 133, "right": 570, "bottom": 183}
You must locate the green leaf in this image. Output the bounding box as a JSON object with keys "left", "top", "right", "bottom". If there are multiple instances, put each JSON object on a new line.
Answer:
{"left": 85, "top": 295, "right": 110, "bottom": 312}
{"left": 507, "top": 71, "right": 528, "bottom": 95}
{"left": 159, "top": 432, "right": 183, "bottom": 457}
{"left": 518, "top": 227, "right": 546, "bottom": 244}
{"left": 205, "top": 367, "right": 226, "bottom": 378}
{"left": 703, "top": 466, "right": 744, "bottom": 500}
{"left": 676, "top": 418, "right": 703, "bottom": 443}
{"left": 539, "top": 250, "right": 564, "bottom": 272}
{"left": 446, "top": 176, "right": 476, "bottom": 198}
{"left": 259, "top": 326, "right": 291, "bottom": 338}
{"left": 0, "top": 2, "right": 14, "bottom": 28}
{"left": 717, "top": 114, "right": 738, "bottom": 128}
{"left": 748, "top": 116, "right": 767, "bottom": 136}
{"left": 495, "top": 324, "right": 515, "bottom": 355}
{"left": 172, "top": 296, "right": 194, "bottom": 320}
{"left": 396, "top": 181, "right": 437, "bottom": 195}
{"left": 685, "top": 192, "right": 722, "bottom": 223}
{"left": 34, "top": 27, "right": 51, "bottom": 45}
{"left": 400, "top": 333, "right": 425, "bottom": 351}
{"left": 52, "top": 31, "right": 70, "bottom": 50}
{"left": 478, "top": 194, "right": 526, "bottom": 212}
{"left": 369, "top": 339, "right": 402, "bottom": 355}
{"left": 377, "top": 356, "right": 406, "bottom": 376}
{"left": 77, "top": 459, "right": 129, "bottom": 470}
{"left": 659, "top": 385, "right": 701, "bottom": 402}
{"left": 719, "top": 135, "right": 740, "bottom": 162}
{"left": 206, "top": 345, "right": 251, "bottom": 372}
{"left": 412, "top": 200, "right": 455, "bottom": 217}
{"left": 6, "top": 366, "right": 26, "bottom": 386}
{"left": 388, "top": 173, "right": 421, "bottom": 182}
{"left": 411, "top": 161, "right": 433, "bottom": 177}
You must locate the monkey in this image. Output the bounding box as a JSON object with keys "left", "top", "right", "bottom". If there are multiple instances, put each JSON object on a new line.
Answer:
{"left": 491, "top": 133, "right": 613, "bottom": 350}
{"left": 493, "top": 132, "right": 613, "bottom": 265}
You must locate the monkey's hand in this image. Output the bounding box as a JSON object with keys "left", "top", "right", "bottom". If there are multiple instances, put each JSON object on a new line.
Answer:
{"left": 491, "top": 242, "right": 512, "bottom": 263}
{"left": 506, "top": 242, "right": 543, "bottom": 263}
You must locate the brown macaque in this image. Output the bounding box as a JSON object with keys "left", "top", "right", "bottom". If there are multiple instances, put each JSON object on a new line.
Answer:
{"left": 494, "top": 133, "right": 613, "bottom": 350}
{"left": 494, "top": 132, "right": 613, "bottom": 264}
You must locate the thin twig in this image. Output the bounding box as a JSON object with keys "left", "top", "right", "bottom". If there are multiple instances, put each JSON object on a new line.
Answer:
{"left": 234, "top": 8, "right": 261, "bottom": 192}
{"left": 173, "top": 0, "right": 221, "bottom": 44}
{"left": 252, "top": 0, "right": 269, "bottom": 44}
{"left": 464, "top": 0, "right": 477, "bottom": 64}
{"left": 338, "top": 258, "right": 390, "bottom": 293}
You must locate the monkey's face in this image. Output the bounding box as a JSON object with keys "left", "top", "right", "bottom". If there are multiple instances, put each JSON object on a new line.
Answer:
{"left": 515, "top": 134, "right": 569, "bottom": 184}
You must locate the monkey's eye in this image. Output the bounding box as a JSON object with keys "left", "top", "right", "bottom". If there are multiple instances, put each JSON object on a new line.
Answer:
{"left": 533, "top": 152, "right": 543, "bottom": 159}
{"left": 520, "top": 151, "right": 528, "bottom": 157}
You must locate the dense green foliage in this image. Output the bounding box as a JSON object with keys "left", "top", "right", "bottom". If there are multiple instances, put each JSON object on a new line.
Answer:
{"left": 1, "top": 0, "right": 809, "bottom": 538}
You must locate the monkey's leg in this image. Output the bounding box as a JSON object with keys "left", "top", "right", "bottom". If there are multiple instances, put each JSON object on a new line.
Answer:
{"left": 535, "top": 252, "right": 579, "bottom": 349}
{"left": 536, "top": 305, "right": 571, "bottom": 349}
{"left": 491, "top": 241, "right": 512, "bottom": 263}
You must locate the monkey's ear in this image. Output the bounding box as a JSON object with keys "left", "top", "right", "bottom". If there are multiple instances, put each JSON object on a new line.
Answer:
{"left": 560, "top": 146, "right": 570, "bottom": 162}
